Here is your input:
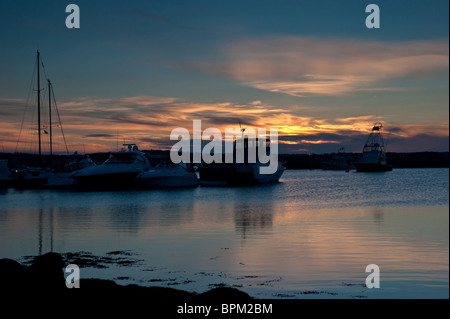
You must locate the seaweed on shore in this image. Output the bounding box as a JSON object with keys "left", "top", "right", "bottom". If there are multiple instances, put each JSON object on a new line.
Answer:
{"left": 20, "top": 250, "right": 143, "bottom": 269}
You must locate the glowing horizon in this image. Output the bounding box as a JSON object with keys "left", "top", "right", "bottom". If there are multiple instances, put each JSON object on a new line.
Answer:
{"left": 1, "top": 94, "right": 447, "bottom": 155}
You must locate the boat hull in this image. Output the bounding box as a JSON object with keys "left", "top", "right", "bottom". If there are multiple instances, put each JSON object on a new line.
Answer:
{"left": 253, "top": 164, "right": 285, "bottom": 183}
{"left": 0, "top": 160, "right": 13, "bottom": 189}
{"left": 198, "top": 163, "right": 253, "bottom": 186}
{"left": 71, "top": 172, "right": 140, "bottom": 189}
{"left": 13, "top": 168, "right": 51, "bottom": 189}
{"left": 0, "top": 179, "right": 13, "bottom": 189}
{"left": 44, "top": 172, "right": 78, "bottom": 189}
{"left": 321, "top": 163, "right": 355, "bottom": 171}
{"left": 14, "top": 177, "right": 48, "bottom": 189}
{"left": 198, "top": 162, "right": 285, "bottom": 186}
{"left": 138, "top": 175, "right": 198, "bottom": 189}
{"left": 353, "top": 162, "right": 393, "bottom": 172}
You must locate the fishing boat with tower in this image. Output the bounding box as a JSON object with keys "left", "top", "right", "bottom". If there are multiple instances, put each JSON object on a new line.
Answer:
{"left": 353, "top": 122, "right": 393, "bottom": 172}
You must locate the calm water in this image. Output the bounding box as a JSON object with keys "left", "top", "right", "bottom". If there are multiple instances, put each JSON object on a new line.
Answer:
{"left": 0, "top": 168, "right": 448, "bottom": 299}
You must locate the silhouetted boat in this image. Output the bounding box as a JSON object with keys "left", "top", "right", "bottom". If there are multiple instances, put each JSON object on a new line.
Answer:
{"left": 0, "top": 160, "right": 13, "bottom": 189}
{"left": 13, "top": 167, "right": 52, "bottom": 189}
{"left": 353, "top": 122, "right": 393, "bottom": 172}
{"left": 70, "top": 144, "right": 151, "bottom": 189}
{"left": 321, "top": 147, "right": 355, "bottom": 171}
{"left": 197, "top": 137, "right": 285, "bottom": 186}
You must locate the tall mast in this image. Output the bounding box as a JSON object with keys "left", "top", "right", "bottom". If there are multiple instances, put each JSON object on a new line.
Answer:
{"left": 48, "top": 79, "right": 53, "bottom": 161}
{"left": 37, "top": 50, "right": 42, "bottom": 161}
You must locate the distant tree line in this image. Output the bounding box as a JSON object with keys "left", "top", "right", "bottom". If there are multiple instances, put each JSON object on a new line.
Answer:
{"left": 1, "top": 151, "right": 448, "bottom": 170}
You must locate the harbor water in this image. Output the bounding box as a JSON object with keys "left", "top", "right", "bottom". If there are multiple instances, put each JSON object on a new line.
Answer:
{"left": 0, "top": 168, "right": 448, "bottom": 299}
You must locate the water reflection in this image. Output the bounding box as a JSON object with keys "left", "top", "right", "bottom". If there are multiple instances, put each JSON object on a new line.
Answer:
{"left": 37, "top": 207, "right": 55, "bottom": 255}
{"left": 372, "top": 207, "right": 385, "bottom": 226}
{"left": 149, "top": 200, "right": 196, "bottom": 227}
{"left": 0, "top": 169, "right": 448, "bottom": 298}
{"left": 234, "top": 203, "right": 273, "bottom": 239}
{"left": 108, "top": 203, "right": 147, "bottom": 234}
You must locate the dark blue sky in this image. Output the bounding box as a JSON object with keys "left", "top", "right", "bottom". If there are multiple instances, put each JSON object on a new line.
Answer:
{"left": 0, "top": 0, "right": 448, "bottom": 153}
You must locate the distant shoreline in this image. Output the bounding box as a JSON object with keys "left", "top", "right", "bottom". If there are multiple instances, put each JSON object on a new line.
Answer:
{"left": 1, "top": 151, "right": 448, "bottom": 170}
{"left": 281, "top": 151, "right": 449, "bottom": 169}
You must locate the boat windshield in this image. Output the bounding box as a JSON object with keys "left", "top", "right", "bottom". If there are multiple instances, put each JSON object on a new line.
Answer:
{"left": 105, "top": 152, "right": 139, "bottom": 164}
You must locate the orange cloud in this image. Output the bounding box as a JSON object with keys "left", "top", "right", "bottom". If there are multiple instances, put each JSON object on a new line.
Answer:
{"left": 1, "top": 95, "right": 447, "bottom": 154}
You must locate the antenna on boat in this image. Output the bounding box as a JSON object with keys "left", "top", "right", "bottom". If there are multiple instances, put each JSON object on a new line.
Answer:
{"left": 239, "top": 120, "right": 246, "bottom": 139}
{"left": 123, "top": 143, "right": 137, "bottom": 151}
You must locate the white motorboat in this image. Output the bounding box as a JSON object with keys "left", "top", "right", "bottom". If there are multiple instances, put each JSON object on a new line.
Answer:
{"left": 137, "top": 162, "right": 198, "bottom": 189}
{"left": 70, "top": 144, "right": 151, "bottom": 189}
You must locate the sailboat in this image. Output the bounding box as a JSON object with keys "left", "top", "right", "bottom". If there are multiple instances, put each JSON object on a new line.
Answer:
{"left": 13, "top": 51, "right": 77, "bottom": 189}
{"left": 353, "top": 122, "right": 393, "bottom": 172}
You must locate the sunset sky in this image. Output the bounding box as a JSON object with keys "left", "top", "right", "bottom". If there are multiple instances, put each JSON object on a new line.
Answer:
{"left": 0, "top": 0, "right": 448, "bottom": 154}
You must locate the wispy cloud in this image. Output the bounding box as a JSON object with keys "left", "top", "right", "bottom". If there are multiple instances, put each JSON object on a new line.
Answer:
{"left": 187, "top": 36, "right": 449, "bottom": 97}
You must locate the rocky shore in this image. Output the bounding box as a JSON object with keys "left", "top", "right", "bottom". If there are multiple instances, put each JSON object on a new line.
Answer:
{"left": 1, "top": 253, "right": 445, "bottom": 316}
{"left": 1, "top": 252, "right": 253, "bottom": 313}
